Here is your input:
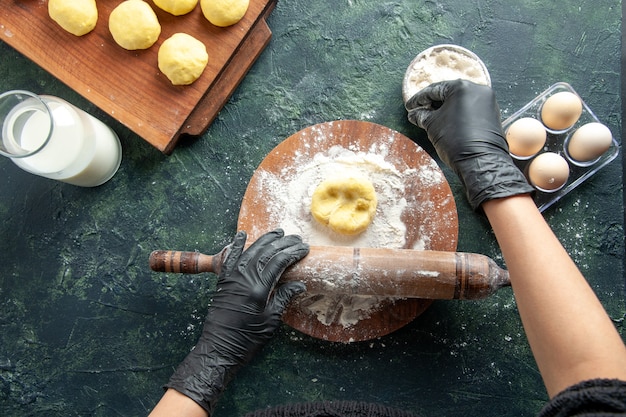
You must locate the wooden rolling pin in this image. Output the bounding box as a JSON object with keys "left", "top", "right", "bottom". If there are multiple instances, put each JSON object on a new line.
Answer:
{"left": 150, "top": 245, "right": 510, "bottom": 300}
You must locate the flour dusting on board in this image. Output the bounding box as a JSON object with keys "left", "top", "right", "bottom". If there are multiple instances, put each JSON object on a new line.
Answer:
{"left": 258, "top": 144, "right": 410, "bottom": 248}
{"left": 251, "top": 123, "right": 446, "bottom": 328}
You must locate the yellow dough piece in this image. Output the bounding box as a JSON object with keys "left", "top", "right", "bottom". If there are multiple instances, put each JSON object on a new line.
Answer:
{"left": 108, "top": 0, "right": 161, "bottom": 50}
{"left": 311, "top": 177, "right": 378, "bottom": 235}
{"left": 48, "top": 0, "right": 98, "bottom": 36}
{"left": 158, "top": 33, "right": 209, "bottom": 85}
{"left": 200, "top": 0, "right": 250, "bottom": 27}
{"left": 153, "top": 0, "right": 199, "bottom": 15}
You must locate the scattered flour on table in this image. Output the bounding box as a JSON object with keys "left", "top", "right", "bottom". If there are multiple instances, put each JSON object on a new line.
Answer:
{"left": 253, "top": 135, "right": 444, "bottom": 328}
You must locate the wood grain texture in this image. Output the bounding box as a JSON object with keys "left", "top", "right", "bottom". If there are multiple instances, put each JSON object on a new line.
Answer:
{"left": 149, "top": 247, "right": 511, "bottom": 299}
{"left": 0, "top": 0, "right": 276, "bottom": 154}
{"left": 238, "top": 120, "right": 459, "bottom": 342}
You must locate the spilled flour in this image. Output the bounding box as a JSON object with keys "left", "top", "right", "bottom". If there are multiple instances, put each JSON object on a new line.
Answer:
{"left": 258, "top": 145, "right": 410, "bottom": 248}
{"left": 251, "top": 130, "right": 446, "bottom": 328}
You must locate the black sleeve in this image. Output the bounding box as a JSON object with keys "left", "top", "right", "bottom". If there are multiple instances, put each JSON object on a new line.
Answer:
{"left": 537, "top": 379, "right": 626, "bottom": 417}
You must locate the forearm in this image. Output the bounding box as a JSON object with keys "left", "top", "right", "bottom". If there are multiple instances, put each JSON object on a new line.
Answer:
{"left": 148, "top": 230, "right": 309, "bottom": 416}
{"left": 149, "top": 389, "right": 208, "bottom": 417}
{"left": 483, "top": 195, "right": 626, "bottom": 397}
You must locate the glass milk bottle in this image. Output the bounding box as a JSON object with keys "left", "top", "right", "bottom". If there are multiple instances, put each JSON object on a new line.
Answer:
{"left": 0, "top": 90, "right": 122, "bottom": 187}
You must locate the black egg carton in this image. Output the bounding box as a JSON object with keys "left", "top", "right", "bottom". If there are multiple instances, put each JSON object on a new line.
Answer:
{"left": 501, "top": 82, "right": 620, "bottom": 212}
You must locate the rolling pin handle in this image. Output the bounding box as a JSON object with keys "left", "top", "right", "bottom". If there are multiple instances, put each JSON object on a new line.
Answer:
{"left": 149, "top": 248, "right": 228, "bottom": 274}
{"left": 455, "top": 254, "right": 511, "bottom": 300}
{"left": 481, "top": 257, "right": 511, "bottom": 299}
{"left": 489, "top": 258, "right": 512, "bottom": 291}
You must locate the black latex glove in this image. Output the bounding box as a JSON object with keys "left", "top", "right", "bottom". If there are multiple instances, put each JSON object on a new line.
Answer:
{"left": 406, "top": 79, "right": 534, "bottom": 210}
{"left": 165, "top": 229, "right": 309, "bottom": 415}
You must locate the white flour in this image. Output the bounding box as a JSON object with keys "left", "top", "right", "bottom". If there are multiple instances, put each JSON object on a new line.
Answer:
{"left": 403, "top": 46, "right": 490, "bottom": 103}
{"left": 258, "top": 145, "right": 409, "bottom": 248}
{"left": 251, "top": 127, "right": 446, "bottom": 328}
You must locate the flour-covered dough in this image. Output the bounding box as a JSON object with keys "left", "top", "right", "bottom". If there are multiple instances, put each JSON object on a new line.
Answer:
{"left": 109, "top": 0, "right": 161, "bottom": 50}
{"left": 311, "top": 177, "right": 377, "bottom": 235}
{"left": 158, "top": 33, "right": 209, "bottom": 85}
{"left": 48, "top": 0, "right": 98, "bottom": 36}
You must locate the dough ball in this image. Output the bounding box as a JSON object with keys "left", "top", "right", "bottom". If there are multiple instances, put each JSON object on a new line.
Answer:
{"left": 158, "top": 33, "right": 209, "bottom": 85}
{"left": 109, "top": 0, "right": 161, "bottom": 50}
{"left": 311, "top": 177, "right": 378, "bottom": 236}
{"left": 153, "top": 0, "right": 198, "bottom": 15}
{"left": 48, "top": 0, "right": 98, "bottom": 36}
{"left": 200, "top": 0, "right": 250, "bottom": 27}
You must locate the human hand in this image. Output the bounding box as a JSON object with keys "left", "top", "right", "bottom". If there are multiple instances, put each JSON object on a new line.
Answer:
{"left": 165, "top": 229, "right": 309, "bottom": 414}
{"left": 406, "top": 79, "right": 534, "bottom": 210}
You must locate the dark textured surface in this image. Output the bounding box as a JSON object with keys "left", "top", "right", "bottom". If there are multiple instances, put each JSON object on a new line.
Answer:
{"left": 0, "top": 1, "right": 623, "bottom": 416}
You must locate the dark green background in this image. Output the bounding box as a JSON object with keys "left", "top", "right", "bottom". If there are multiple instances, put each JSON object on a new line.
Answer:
{"left": 0, "top": 1, "right": 623, "bottom": 416}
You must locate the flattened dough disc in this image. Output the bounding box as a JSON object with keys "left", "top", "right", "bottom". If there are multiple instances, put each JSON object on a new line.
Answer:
{"left": 238, "top": 121, "right": 458, "bottom": 342}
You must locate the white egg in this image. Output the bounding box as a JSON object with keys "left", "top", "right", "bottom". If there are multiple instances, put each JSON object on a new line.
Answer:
{"left": 566, "top": 122, "right": 612, "bottom": 163}
{"left": 505, "top": 117, "right": 547, "bottom": 158}
{"left": 528, "top": 152, "right": 570, "bottom": 191}
{"left": 540, "top": 91, "right": 583, "bottom": 131}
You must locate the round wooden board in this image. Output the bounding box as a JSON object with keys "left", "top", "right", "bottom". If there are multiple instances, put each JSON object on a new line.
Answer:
{"left": 238, "top": 120, "right": 458, "bottom": 342}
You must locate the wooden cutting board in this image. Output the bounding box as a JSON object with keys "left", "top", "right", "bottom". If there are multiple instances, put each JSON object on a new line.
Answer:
{"left": 0, "top": 0, "right": 276, "bottom": 154}
{"left": 238, "top": 121, "right": 459, "bottom": 342}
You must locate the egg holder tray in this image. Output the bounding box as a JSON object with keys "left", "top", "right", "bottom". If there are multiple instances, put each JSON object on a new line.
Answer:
{"left": 501, "top": 82, "right": 620, "bottom": 212}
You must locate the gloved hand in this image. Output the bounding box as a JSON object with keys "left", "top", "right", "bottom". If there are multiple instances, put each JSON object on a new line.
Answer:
{"left": 406, "top": 79, "right": 534, "bottom": 210}
{"left": 165, "top": 229, "right": 309, "bottom": 414}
